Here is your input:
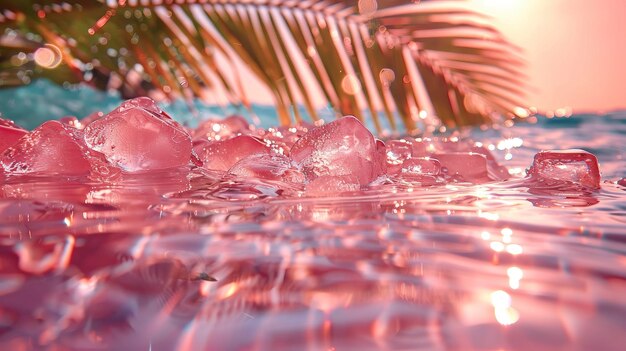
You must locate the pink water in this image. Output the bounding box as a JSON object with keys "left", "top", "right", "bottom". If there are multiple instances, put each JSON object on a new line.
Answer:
{"left": 0, "top": 101, "right": 625, "bottom": 350}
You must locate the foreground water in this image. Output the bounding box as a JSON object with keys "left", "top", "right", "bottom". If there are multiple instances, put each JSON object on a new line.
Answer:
{"left": 0, "top": 104, "right": 625, "bottom": 350}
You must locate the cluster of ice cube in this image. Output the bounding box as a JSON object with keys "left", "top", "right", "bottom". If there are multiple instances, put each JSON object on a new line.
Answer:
{"left": 0, "top": 97, "right": 604, "bottom": 192}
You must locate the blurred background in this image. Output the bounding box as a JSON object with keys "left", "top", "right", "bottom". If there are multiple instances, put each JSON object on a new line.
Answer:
{"left": 0, "top": 0, "right": 624, "bottom": 129}
{"left": 469, "top": 0, "right": 626, "bottom": 114}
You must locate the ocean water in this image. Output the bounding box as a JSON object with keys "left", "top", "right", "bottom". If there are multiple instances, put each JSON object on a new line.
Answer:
{"left": 0, "top": 83, "right": 625, "bottom": 350}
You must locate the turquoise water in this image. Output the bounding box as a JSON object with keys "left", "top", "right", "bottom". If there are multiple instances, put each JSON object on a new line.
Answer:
{"left": 0, "top": 83, "right": 625, "bottom": 350}
{"left": 0, "top": 79, "right": 402, "bottom": 132}
{"left": 0, "top": 80, "right": 327, "bottom": 130}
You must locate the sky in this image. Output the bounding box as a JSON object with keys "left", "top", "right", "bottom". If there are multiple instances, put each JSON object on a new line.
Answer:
{"left": 229, "top": 0, "right": 626, "bottom": 115}
{"left": 467, "top": 0, "right": 626, "bottom": 113}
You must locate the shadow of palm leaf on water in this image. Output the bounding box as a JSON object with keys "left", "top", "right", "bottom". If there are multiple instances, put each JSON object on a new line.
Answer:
{"left": 0, "top": 0, "right": 526, "bottom": 132}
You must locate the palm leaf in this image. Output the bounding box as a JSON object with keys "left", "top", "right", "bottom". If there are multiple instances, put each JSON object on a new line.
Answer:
{"left": 0, "top": 0, "right": 527, "bottom": 132}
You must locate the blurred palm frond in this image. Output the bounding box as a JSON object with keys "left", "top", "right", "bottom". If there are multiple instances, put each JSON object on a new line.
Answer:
{"left": 0, "top": 0, "right": 527, "bottom": 131}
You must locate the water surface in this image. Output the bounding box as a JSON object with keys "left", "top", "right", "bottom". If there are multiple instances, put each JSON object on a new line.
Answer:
{"left": 0, "top": 112, "right": 625, "bottom": 350}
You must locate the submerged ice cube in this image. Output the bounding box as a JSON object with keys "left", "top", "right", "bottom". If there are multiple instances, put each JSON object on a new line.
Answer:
{"left": 394, "top": 157, "right": 441, "bottom": 176}
{"left": 228, "top": 154, "right": 304, "bottom": 183}
{"left": 390, "top": 157, "right": 441, "bottom": 185}
{"left": 195, "top": 135, "right": 271, "bottom": 171}
{"left": 386, "top": 140, "right": 413, "bottom": 165}
{"left": 528, "top": 149, "right": 601, "bottom": 188}
{"left": 1, "top": 121, "right": 92, "bottom": 176}
{"left": 0, "top": 121, "right": 27, "bottom": 154}
{"left": 83, "top": 97, "right": 192, "bottom": 172}
{"left": 433, "top": 152, "right": 491, "bottom": 183}
{"left": 290, "top": 116, "right": 386, "bottom": 185}
{"left": 305, "top": 175, "right": 360, "bottom": 195}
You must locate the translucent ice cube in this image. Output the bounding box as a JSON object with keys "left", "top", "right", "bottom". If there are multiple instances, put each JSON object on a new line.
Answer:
{"left": 254, "top": 124, "right": 312, "bottom": 156}
{"left": 290, "top": 116, "right": 385, "bottom": 185}
{"left": 389, "top": 157, "right": 441, "bottom": 185}
{"left": 395, "top": 157, "right": 441, "bottom": 176}
{"left": 59, "top": 116, "right": 84, "bottom": 129}
{"left": 528, "top": 149, "right": 601, "bottom": 189}
{"left": 1, "top": 121, "right": 92, "bottom": 176}
{"left": 195, "top": 135, "right": 270, "bottom": 171}
{"left": 386, "top": 140, "right": 413, "bottom": 165}
{"left": 228, "top": 154, "right": 305, "bottom": 183}
{"left": 0, "top": 117, "right": 24, "bottom": 129}
{"left": 0, "top": 122, "right": 27, "bottom": 154}
{"left": 305, "top": 175, "right": 360, "bottom": 195}
{"left": 83, "top": 97, "right": 192, "bottom": 172}
{"left": 194, "top": 115, "right": 250, "bottom": 141}
{"left": 433, "top": 152, "right": 491, "bottom": 183}
{"left": 81, "top": 111, "right": 105, "bottom": 126}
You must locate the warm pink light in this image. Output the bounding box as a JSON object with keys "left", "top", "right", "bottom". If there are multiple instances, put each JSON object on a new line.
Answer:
{"left": 469, "top": 0, "right": 626, "bottom": 113}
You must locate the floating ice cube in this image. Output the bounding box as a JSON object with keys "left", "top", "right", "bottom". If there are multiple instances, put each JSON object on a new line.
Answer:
{"left": 81, "top": 111, "right": 105, "bottom": 126}
{"left": 394, "top": 157, "right": 441, "bottom": 176}
{"left": 228, "top": 154, "right": 304, "bottom": 183}
{"left": 1, "top": 121, "right": 92, "bottom": 176}
{"left": 195, "top": 135, "right": 270, "bottom": 171}
{"left": 194, "top": 115, "right": 250, "bottom": 141}
{"left": 254, "top": 124, "right": 312, "bottom": 156}
{"left": 386, "top": 140, "right": 413, "bottom": 164}
{"left": 0, "top": 117, "right": 24, "bottom": 129}
{"left": 433, "top": 152, "right": 491, "bottom": 183}
{"left": 528, "top": 149, "right": 601, "bottom": 188}
{"left": 305, "top": 175, "right": 360, "bottom": 195}
{"left": 290, "top": 116, "right": 385, "bottom": 185}
{"left": 59, "top": 116, "right": 84, "bottom": 129}
{"left": 84, "top": 98, "right": 192, "bottom": 172}
{"left": 389, "top": 157, "right": 441, "bottom": 185}
{"left": 0, "top": 121, "right": 27, "bottom": 154}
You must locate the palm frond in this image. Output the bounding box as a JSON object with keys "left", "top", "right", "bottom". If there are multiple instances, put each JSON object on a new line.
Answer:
{"left": 0, "top": 0, "right": 527, "bottom": 132}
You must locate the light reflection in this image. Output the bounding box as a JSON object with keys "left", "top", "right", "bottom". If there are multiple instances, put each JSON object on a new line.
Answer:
{"left": 501, "top": 227, "right": 513, "bottom": 240}
{"left": 507, "top": 266, "right": 523, "bottom": 289}
{"left": 491, "top": 290, "right": 519, "bottom": 325}
{"left": 481, "top": 231, "right": 491, "bottom": 240}
{"left": 218, "top": 282, "right": 239, "bottom": 299}
{"left": 490, "top": 241, "right": 505, "bottom": 252}
{"left": 506, "top": 244, "right": 523, "bottom": 255}
{"left": 341, "top": 74, "right": 362, "bottom": 95}
{"left": 34, "top": 44, "right": 62, "bottom": 69}
{"left": 490, "top": 290, "right": 511, "bottom": 309}
{"left": 479, "top": 211, "right": 499, "bottom": 221}
{"left": 495, "top": 306, "right": 520, "bottom": 325}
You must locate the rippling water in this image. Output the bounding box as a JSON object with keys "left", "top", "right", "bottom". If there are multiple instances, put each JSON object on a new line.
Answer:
{"left": 1, "top": 111, "right": 625, "bottom": 350}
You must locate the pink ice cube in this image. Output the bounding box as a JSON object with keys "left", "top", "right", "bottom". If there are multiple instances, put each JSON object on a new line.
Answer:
{"left": 228, "top": 154, "right": 304, "bottom": 183}
{"left": 255, "top": 125, "right": 312, "bottom": 156}
{"left": 195, "top": 135, "right": 270, "bottom": 171}
{"left": 410, "top": 137, "right": 465, "bottom": 157}
{"left": 305, "top": 175, "right": 360, "bottom": 195}
{"left": 59, "top": 116, "right": 85, "bottom": 129}
{"left": 0, "top": 117, "right": 24, "bottom": 129}
{"left": 290, "top": 116, "right": 385, "bottom": 185}
{"left": 83, "top": 97, "right": 193, "bottom": 172}
{"left": 81, "top": 111, "right": 105, "bottom": 126}
{"left": 528, "top": 149, "right": 601, "bottom": 189}
{"left": 0, "top": 122, "right": 27, "bottom": 154}
{"left": 433, "top": 152, "right": 491, "bottom": 183}
{"left": 386, "top": 140, "right": 413, "bottom": 165}
{"left": 1, "top": 121, "right": 92, "bottom": 176}
{"left": 390, "top": 157, "right": 441, "bottom": 185}
{"left": 394, "top": 157, "right": 442, "bottom": 176}
{"left": 194, "top": 115, "right": 250, "bottom": 141}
